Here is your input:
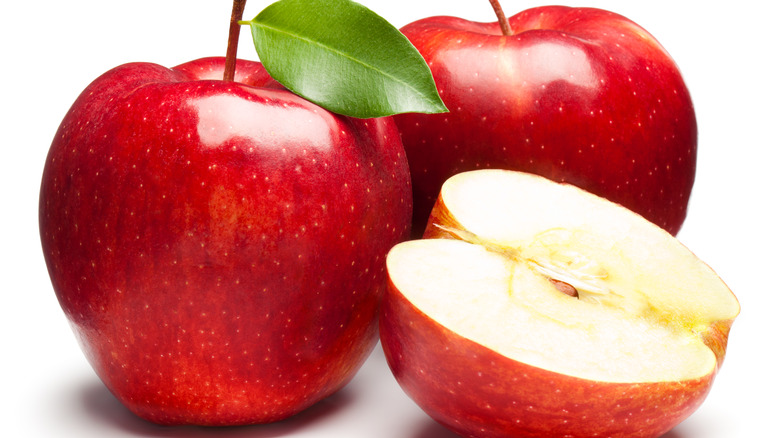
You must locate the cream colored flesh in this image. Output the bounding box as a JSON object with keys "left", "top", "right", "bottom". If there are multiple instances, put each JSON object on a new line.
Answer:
{"left": 386, "top": 170, "right": 739, "bottom": 383}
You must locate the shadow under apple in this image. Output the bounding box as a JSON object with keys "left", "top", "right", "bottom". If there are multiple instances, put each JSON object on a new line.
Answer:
{"left": 73, "top": 374, "right": 697, "bottom": 438}
{"left": 409, "top": 418, "right": 460, "bottom": 438}
{"left": 405, "top": 415, "right": 692, "bottom": 438}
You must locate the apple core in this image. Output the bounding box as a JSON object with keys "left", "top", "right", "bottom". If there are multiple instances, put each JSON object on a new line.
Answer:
{"left": 380, "top": 169, "right": 740, "bottom": 438}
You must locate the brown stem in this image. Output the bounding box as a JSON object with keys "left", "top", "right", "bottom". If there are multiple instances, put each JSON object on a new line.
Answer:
{"left": 224, "top": 0, "right": 248, "bottom": 82}
{"left": 489, "top": 0, "right": 513, "bottom": 36}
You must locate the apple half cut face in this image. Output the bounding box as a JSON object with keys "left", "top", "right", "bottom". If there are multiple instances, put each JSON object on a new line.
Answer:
{"left": 380, "top": 169, "right": 739, "bottom": 438}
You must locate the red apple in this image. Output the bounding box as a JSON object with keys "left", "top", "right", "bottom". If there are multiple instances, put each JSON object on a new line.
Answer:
{"left": 39, "top": 56, "right": 412, "bottom": 425}
{"left": 394, "top": 5, "right": 696, "bottom": 236}
{"left": 380, "top": 169, "right": 738, "bottom": 438}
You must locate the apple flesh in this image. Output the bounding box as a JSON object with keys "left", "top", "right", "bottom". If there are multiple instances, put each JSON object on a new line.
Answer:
{"left": 394, "top": 6, "right": 697, "bottom": 236}
{"left": 380, "top": 170, "right": 738, "bottom": 438}
{"left": 39, "top": 57, "right": 412, "bottom": 425}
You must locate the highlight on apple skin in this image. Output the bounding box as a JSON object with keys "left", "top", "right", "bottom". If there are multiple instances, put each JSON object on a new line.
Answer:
{"left": 380, "top": 169, "right": 739, "bottom": 438}
{"left": 39, "top": 57, "right": 413, "bottom": 426}
{"left": 393, "top": 6, "right": 697, "bottom": 237}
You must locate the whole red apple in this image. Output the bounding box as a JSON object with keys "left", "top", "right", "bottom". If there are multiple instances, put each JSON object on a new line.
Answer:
{"left": 394, "top": 5, "right": 696, "bottom": 235}
{"left": 39, "top": 56, "right": 412, "bottom": 425}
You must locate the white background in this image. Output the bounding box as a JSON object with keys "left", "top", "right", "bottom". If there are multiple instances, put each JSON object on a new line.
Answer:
{"left": 2, "top": 1, "right": 777, "bottom": 436}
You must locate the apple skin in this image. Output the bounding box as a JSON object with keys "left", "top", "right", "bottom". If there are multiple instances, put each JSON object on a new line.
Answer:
{"left": 39, "top": 57, "right": 412, "bottom": 425}
{"left": 379, "top": 281, "right": 715, "bottom": 438}
{"left": 394, "top": 6, "right": 696, "bottom": 236}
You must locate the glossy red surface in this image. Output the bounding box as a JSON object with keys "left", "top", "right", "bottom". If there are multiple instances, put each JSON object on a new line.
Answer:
{"left": 39, "top": 57, "right": 412, "bottom": 425}
{"left": 380, "top": 280, "right": 714, "bottom": 438}
{"left": 394, "top": 6, "right": 696, "bottom": 236}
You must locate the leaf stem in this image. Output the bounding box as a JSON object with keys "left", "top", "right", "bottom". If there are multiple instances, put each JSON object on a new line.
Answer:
{"left": 488, "top": 0, "right": 513, "bottom": 36}
{"left": 224, "top": 0, "right": 248, "bottom": 82}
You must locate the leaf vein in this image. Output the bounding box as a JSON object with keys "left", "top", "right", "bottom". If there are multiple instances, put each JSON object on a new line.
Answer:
{"left": 257, "top": 23, "right": 438, "bottom": 106}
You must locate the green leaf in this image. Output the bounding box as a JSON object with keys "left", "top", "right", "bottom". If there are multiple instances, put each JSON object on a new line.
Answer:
{"left": 241, "top": 0, "right": 448, "bottom": 118}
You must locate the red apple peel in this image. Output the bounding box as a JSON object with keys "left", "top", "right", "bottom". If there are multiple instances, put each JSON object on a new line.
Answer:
{"left": 381, "top": 170, "right": 739, "bottom": 438}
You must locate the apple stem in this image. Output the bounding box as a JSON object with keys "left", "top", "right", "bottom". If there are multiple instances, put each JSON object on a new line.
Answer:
{"left": 488, "top": 0, "right": 513, "bottom": 36}
{"left": 224, "top": 0, "right": 248, "bottom": 82}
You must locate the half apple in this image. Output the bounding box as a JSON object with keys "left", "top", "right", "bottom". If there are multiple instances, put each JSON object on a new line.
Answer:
{"left": 380, "top": 169, "right": 739, "bottom": 438}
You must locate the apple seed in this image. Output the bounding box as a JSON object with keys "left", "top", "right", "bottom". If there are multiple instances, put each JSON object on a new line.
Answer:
{"left": 549, "top": 278, "right": 579, "bottom": 298}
